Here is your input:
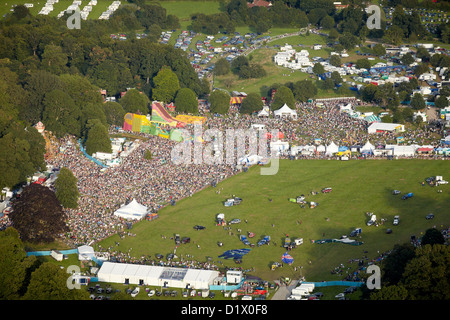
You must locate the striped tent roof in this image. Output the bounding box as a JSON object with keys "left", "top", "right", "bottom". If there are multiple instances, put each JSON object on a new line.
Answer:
{"left": 365, "top": 115, "right": 381, "bottom": 123}
{"left": 230, "top": 96, "right": 245, "bottom": 105}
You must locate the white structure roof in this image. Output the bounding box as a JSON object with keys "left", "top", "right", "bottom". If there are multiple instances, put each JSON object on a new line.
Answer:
{"left": 326, "top": 142, "right": 339, "bottom": 155}
{"left": 97, "top": 262, "right": 218, "bottom": 290}
{"left": 368, "top": 123, "right": 405, "bottom": 134}
{"left": 273, "top": 104, "right": 297, "bottom": 119}
{"left": 113, "top": 199, "right": 148, "bottom": 220}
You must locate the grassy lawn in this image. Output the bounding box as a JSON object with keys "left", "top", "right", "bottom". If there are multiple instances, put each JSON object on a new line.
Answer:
{"left": 96, "top": 159, "right": 450, "bottom": 283}
{"left": 215, "top": 48, "right": 314, "bottom": 95}
{"left": 157, "top": 0, "right": 223, "bottom": 20}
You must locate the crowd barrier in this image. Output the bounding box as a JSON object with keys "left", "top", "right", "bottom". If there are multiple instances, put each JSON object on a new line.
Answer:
{"left": 78, "top": 139, "right": 108, "bottom": 168}
{"left": 26, "top": 249, "right": 78, "bottom": 256}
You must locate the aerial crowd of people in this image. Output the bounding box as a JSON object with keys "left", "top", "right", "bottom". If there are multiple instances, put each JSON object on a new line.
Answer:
{"left": 1, "top": 99, "right": 446, "bottom": 250}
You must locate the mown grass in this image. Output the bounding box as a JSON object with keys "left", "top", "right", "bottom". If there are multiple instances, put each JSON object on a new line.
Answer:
{"left": 96, "top": 159, "right": 450, "bottom": 282}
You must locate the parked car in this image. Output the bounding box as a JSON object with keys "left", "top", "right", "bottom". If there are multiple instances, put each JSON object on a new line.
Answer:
{"left": 193, "top": 225, "right": 206, "bottom": 230}
{"left": 426, "top": 213, "right": 434, "bottom": 219}
{"left": 392, "top": 190, "right": 401, "bottom": 195}
{"left": 393, "top": 215, "right": 400, "bottom": 225}
{"left": 174, "top": 234, "right": 180, "bottom": 244}
{"left": 229, "top": 218, "right": 241, "bottom": 225}
{"left": 312, "top": 292, "right": 324, "bottom": 298}
{"left": 321, "top": 187, "right": 332, "bottom": 193}
{"left": 182, "top": 237, "right": 190, "bottom": 244}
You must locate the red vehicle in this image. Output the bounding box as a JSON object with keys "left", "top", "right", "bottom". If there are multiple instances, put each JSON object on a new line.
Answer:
{"left": 321, "top": 187, "right": 332, "bottom": 193}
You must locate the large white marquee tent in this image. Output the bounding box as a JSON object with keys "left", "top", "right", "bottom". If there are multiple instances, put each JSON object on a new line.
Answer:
{"left": 113, "top": 199, "right": 148, "bottom": 220}
{"left": 97, "top": 262, "right": 219, "bottom": 289}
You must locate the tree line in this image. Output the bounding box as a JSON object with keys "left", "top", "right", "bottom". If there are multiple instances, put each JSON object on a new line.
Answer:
{"left": 0, "top": 6, "right": 212, "bottom": 190}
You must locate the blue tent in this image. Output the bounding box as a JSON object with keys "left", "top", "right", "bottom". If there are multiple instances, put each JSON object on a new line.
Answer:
{"left": 281, "top": 252, "right": 294, "bottom": 265}
{"left": 219, "top": 249, "right": 251, "bottom": 260}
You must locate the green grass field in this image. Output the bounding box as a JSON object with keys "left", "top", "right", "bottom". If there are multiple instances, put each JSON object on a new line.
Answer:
{"left": 97, "top": 159, "right": 450, "bottom": 283}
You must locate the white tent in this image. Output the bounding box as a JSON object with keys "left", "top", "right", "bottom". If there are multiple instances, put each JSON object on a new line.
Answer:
{"left": 392, "top": 145, "right": 415, "bottom": 157}
{"left": 273, "top": 104, "right": 297, "bottom": 120}
{"left": 316, "top": 145, "right": 326, "bottom": 153}
{"left": 326, "top": 142, "right": 339, "bottom": 156}
{"left": 97, "top": 262, "right": 219, "bottom": 289}
{"left": 238, "top": 154, "right": 263, "bottom": 165}
{"left": 113, "top": 199, "right": 148, "bottom": 220}
{"left": 78, "top": 245, "right": 95, "bottom": 261}
{"left": 257, "top": 108, "right": 269, "bottom": 117}
{"left": 270, "top": 141, "right": 290, "bottom": 153}
{"left": 368, "top": 123, "right": 405, "bottom": 134}
{"left": 361, "top": 141, "right": 375, "bottom": 154}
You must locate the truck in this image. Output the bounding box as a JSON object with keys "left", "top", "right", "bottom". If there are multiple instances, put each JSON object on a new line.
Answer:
{"left": 297, "top": 283, "right": 315, "bottom": 293}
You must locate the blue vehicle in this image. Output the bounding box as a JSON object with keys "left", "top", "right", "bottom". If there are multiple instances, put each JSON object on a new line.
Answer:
{"left": 257, "top": 235, "right": 270, "bottom": 247}
{"left": 240, "top": 235, "right": 250, "bottom": 246}
{"left": 402, "top": 192, "right": 413, "bottom": 200}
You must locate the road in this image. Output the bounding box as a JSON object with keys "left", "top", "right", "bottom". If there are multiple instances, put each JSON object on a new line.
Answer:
{"left": 271, "top": 279, "right": 299, "bottom": 300}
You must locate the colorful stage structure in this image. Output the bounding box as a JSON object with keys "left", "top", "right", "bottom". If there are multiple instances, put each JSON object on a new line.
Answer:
{"left": 123, "top": 101, "right": 206, "bottom": 142}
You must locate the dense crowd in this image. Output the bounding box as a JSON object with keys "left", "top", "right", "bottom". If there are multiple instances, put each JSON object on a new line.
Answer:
{"left": 44, "top": 134, "right": 237, "bottom": 247}
{"left": 1, "top": 98, "right": 446, "bottom": 253}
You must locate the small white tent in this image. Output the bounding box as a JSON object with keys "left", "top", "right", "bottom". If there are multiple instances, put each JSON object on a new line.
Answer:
{"left": 361, "top": 141, "right": 375, "bottom": 154}
{"left": 326, "top": 142, "right": 339, "bottom": 156}
{"left": 273, "top": 104, "right": 297, "bottom": 120}
{"left": 113, "top": 199, "right": 148, "bottom": 220}
{"left": 316, "top": 145, "right": 326, "bottom": 153}
{"left": 78, "top": 245, "right": 95, "bottom": 261}
{"left": 257, "top": 108, "right": 269, "bottom": 117}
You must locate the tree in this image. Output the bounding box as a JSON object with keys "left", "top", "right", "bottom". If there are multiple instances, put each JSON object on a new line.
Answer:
{"left": 373, "top": 44, "right": 386, "bottom": 56}
{"left": 411, "top": 93, "right": 426, "bottom": 110}
{"left": 174, "top": 87, "right": 198, "bottom": 114}
{"left": 381, "top": 243, "right": 416, "bottom": 286}
{"left": 313, "top": 63, "right": 325, "bottom": 75}
{"left": 292, "top": 80, "right": 317, "bottom": 102}
{"left": 120, "top": 88, "right": 150, "bottom": 114}
{"left": 356, "top": 58, "right": 371, "bottom": 70}
{"left": 84, "top": 120, "right": 112, "bottom": 156}
{"left": 54, "top": 167, "right": 79, "bottom": 209}
{"left": 103, "top": 101, "right": 126, "bottom": 126}
{"left": 320, "top": 15, "right": 335, "bottom": 29}
{"left": 10, "top": 184, "right": 68, "bottom": 243}
{"left": 42, "top": 89, "right": 81, "bottom": 138}
{"left": 435, "top": 95, "right": 449, "bottom": 109}
{"left": 329, "top": 54, "right": 341, "bottom": 67}
{"left": 240, "top": 92, "right": 263, "bottom": 114}
{"left": 23, "top": 70, "right": 63, "bottom": 124}
{"left": 401, "top": 52, "right": 415, "bottom": 66}
{"left": 23, "top": 263, "right": 89, "bottom": 300}
{"left": 401, "top": 244, "right": 450, "bottom": 300}
{"left": 208, "top": 90, "right": 230, "bottom": 114}
{"left": 152, "top": 67, "right": 180, "bottom": 103}
{"left": 272, "top": 86, "right": 295, "bottom": 109}
{"left": 80, "top": 103, "right": 108, "bottom": 139}
{"left": 231, "top": 55, "right": 249, "bottom": 74}
{"left": 370, "top": 284, "right": 409, "bottom": 300}
{"left": 214, "top": 58, "right": 231, "bottom": 76}
{"left": 0, "top": 228, "right": 39, "bottom": 300}
{"left": 421, "top": 228, "right": 445, "bottom": 246}
{"left": 328, "top": 28, "right": 339, "bottom": 41}
{"left": 41, "top": 44, "right": 68, "bottom": 75}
